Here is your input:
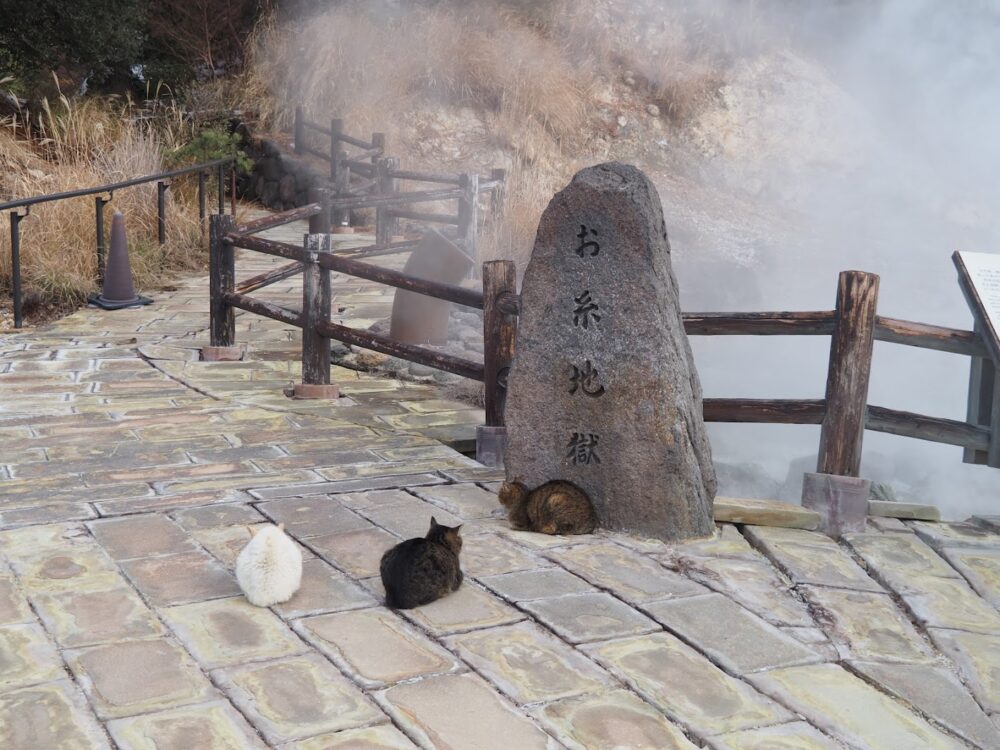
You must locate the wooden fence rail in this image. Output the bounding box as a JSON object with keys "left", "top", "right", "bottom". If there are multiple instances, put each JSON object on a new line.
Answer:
{"left": 291, "top": 107, "right": 504, "bottom": 269}
{"left": 211, "top": 200, "right": 991, "bottom": 475}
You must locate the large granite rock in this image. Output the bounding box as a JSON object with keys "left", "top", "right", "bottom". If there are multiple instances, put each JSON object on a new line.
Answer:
{"left": 504, "top": 162, "right": 716, "bottom": 541}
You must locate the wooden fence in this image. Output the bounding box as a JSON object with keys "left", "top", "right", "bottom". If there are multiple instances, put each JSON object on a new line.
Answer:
{"left": 212, "top": 202, "right": 992, "bottom": 475}
{"left": 292, "top": 108, "right": 504, "bottom": 264}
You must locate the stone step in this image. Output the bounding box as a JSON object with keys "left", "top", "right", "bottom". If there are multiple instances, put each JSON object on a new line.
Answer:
{"left": 868, "top": 499, "right": 940, "bottom": 521}
{"left": 714, "top": 496, "right": 821, "bottom": 530}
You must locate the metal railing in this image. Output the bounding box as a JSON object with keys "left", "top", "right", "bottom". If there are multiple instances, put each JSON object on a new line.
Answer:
{"left": 2, "top": 156, "right": 236, "bottom": 328}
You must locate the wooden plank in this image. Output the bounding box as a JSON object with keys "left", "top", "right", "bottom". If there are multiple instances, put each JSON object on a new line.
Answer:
{"left": 302, "top": 118, "right": 332, "bottom": 137}
{"left": 209, "top": 214, "right": 237, "bottom": 347}
{"left": 315, "top": 320, "right": 485, "bottom": 381}
{"left": 337, "top": 131, "right": 374, "bottom": 150}
{"left": 702, "top": 399, "right": 826, "bottom": 424}
{"left": 343, "top": 159, "right": 375, "bottom": 178}
{"left": 458, "top": 173, "right": 479, "bottom": 268}
{"left": 227, "top": 234, "right": 304, "bottom": 262}
{"left": 683, "top": 311, "right": 835, "bottom": 335}
{"left": 865, "top": 404, "right": 990, "bottom": 451}
{"left": 329, "top": 187, "right": 465, "bottom": 211}
{"left": 301, "top": 234, "right": 332, "bottom": 386}
{"left": 964, "top": 324, "right": 992, "bottom": 464}
{"left": 375, "top": 157, "right": 398, "bottom": 246}
{"left": 234, "top": 204, "right": 321, "bottom": 235}
{"left": 482, "top": 260, "right": 517, "bottom": 427}
{"left": 817, "top": 271, "right": 880, "bottom": 476}
{"left": 234, "top": 261, "right": 303, "bottom": 295}
{"left": 307, "top": 188, "right": 331, "bottom": 234}
{"left": 387, "top": 168, "right": 463, "bottom": 185}
{"left": 874, "top": 315, "right": 987, "bottom": 356}
{"left": 316, "top": 252, "right": 484, "bottom": 309}
{"left": 223, "top": 292, "right": 302, "bottom": 327}
{"left": 384, "top": 208, "right": 462, "bottom": 225}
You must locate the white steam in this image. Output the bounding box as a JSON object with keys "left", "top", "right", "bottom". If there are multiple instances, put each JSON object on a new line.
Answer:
{"left": 666, "top": 0, "right": 1000, "bottom": 518}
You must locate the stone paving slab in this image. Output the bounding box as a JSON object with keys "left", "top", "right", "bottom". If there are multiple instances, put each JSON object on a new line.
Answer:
{"left": 296, "top": 607, "right": 460, "bottom": 688}
{"left": 105, "top": 699, "right": 268, "bottom": 750}
{"left": 749, "top": 663, "right": 963, "bottom": 749}
{"left": 801, "top": 586, "right": 934, "bottom": 663}
{"left": 376, "top": 672, "right": 557, "bottom": 750}
{"left": 584, "top": 632, "right": 794, "bottom": 737}
{"left": 521, "top": 591, "right": 660, "bottom": 644}
{"left": 2, "top": 211, "right": 999, "bottom": 748}
{"left": 535, "top": 689, "right": 697, "bottom": 750}
{"left": 446, "top": 620, "right": 610, "bottom": 704}
{"left": 213, "top": 652, "right": 387, "bottom": 744}
{"left": 66, "top": 637, "right": 217, "bottom": 719}
{"left": 708, "top": 722, "right": 842, "bottom": 750}
{"left": 0, "top": 679, "right": 111, "bottom": 750}
{"left": 851, "top": 660, "right": 1000, "bottom": 749}
{"left": 645, "top": 592, "right": 821, "bottom": 674}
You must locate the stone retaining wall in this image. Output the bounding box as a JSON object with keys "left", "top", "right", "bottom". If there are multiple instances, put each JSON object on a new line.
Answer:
{"left": 239, "top": 137, "right": 329, "bottom": 211}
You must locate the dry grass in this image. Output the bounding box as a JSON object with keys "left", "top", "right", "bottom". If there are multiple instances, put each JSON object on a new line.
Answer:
{"left": 242, "top": 2, "right": 595, "bottom": 141}
{"left": 0, "top": 93, "right": 205, "bottom": 308}
{"left": 237, "top": 0, "right": 759, "bottom": 272}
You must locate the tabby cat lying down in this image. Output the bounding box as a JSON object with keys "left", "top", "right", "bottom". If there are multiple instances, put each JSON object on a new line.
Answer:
{"left": 380, "top": 517, "right": 464, "bottom": 609}
{"left": 499, "top": 480, "right": 597, "bottom": 535}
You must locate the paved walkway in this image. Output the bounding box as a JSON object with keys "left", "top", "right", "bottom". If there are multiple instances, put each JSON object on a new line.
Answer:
{"left": 1, "top": 218, "right": 1000, "bottom": 749}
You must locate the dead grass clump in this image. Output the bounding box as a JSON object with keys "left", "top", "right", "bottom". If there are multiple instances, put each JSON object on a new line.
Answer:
{"left": 0, "top": 95, "right": 204, "bottom": 306}
{"left": 242, "top": 2, "right": 595, "bottom": 144}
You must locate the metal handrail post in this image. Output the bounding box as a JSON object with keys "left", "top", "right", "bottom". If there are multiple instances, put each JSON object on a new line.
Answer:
{"left": 10, "top": 211, "right": 24, "bottom": 328}
{"left": 157, "top": 181, "right": 168, "bottom": 245}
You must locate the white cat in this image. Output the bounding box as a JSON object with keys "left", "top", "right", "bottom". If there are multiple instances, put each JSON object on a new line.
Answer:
{"left": 235, "top": 523, "right": 303, "bottom": 607}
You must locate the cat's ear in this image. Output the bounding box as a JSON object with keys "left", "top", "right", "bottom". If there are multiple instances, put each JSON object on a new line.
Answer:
{"left": 429, "top": 516, "right": 439, "bottom": 529}
{"left": 277, "top": 522, "right": 285, "bottom": 532}
{"left": 247, "top": 525, "right": 259, "bottom": 538}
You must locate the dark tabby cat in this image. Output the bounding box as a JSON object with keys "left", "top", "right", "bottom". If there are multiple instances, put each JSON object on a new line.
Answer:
{"left": 498, "top": 480, "right": 597, "bottom": 535}
{"left": 379, "top": 517, "right": 464, "bottom": 609}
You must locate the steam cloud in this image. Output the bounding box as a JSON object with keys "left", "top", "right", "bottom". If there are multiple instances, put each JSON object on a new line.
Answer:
{"left": 666, "top": 0, "right": 1000, "bottom": 518}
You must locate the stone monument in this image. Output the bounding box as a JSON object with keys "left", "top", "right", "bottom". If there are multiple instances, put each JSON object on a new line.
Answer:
{"left": 504, "top": 162, "right": 716, "bottom": 541}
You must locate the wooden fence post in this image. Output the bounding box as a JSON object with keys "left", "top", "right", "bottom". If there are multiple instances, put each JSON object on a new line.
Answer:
{"left": 296, "top": 233, "right": 338, "bottom": 398}
{"left": 482, "top": 260, "right": 517, "bottom": 426}
{"left": 330, "top": 119, "right": 343, "bottom": 182}
{"left": 375, "top": 156, "right": 398, "bottom": 246}
{"left": 209, "top": 214, "right": 237, "bottom": 348}
{"left": 334, "top": 149, "right": 350, "bottom": 229}
{"left": 816, "top": 270, "right": 880, "bottom": 476}
{"left": 478, "top": 259, "right": 517, "bottom": 466}
{"left": 371, "top": 132, "right": 385, "bottom": 167}
{"left": 458, "top": 173, "right": 479, "bottom": 273}
{"left": 308, "top": 186, "right": 331, "bottom": 234}
{"left": 294, "top": 107, "right": 304, "bottom": 155}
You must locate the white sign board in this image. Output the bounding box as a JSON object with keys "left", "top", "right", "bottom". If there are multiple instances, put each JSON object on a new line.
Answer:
{"left": 956, "top": 252, "right": 1000, "bottom": 351}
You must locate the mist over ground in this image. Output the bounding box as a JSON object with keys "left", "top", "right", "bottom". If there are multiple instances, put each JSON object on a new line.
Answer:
{"left": 673, "top": 0, "right": 1000, "bottom": 518}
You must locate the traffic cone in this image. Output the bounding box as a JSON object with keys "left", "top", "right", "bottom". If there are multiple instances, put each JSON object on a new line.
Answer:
{"left": 89, "top": 211, "right": 152, "bottom": 310}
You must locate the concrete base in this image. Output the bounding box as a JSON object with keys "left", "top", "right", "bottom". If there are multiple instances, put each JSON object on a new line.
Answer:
{"left": 801, "top": 472, "right": 871, "bottom": 538}
{"left": 292, "top": 383, "right": 341, "bottom": 400}
{"left": 200, "top": 346, "right": 245, "bottom": 362}
{"left": 476, "top": 425, "right": 506, "bottom": 468}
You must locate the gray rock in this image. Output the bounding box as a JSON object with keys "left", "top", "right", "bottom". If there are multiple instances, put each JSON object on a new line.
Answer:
{"left": 869, "top": 481, "right": 898, "bottom": 503}
{"left": 278, "top": 175, "right": 297, "bottom": 204}
{"left": 504, "top": 162, "right": 716, "bottom": 541}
